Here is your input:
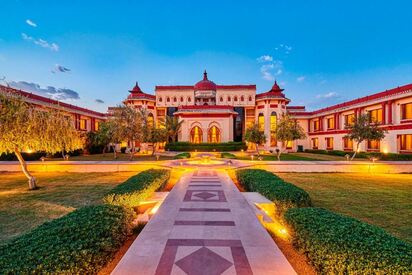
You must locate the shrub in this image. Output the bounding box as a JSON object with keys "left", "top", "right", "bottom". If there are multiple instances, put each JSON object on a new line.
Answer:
{"left": 220, "top": 152, "right": 237, "bottom": 159}
{"left": 103, "top": 169, "right": 170, "bottom": 208}
{"left": 304, "top": 149, "right": 412, "bottom": 161}
{"left": 285, "top": 207, "right": 412, "bottom": 274}
{"left": 174, "top": 152, "right": 191, "bottom": 159}
{"left": 165, "top": 141, "right": 247, "bottom": 152}
{"left": 0, "top": 205, "right": 134, "bottom": 274}
{"left": 236, "top": 169, "right": 311, "bottom": 220}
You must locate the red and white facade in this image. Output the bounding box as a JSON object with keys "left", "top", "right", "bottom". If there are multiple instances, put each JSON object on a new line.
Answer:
{"left": 120, "top": 71, "right": 412, "bottom": 154}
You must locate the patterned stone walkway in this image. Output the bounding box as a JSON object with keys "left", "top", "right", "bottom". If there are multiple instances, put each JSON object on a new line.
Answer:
{"left": 112, "top": 170, "right": 295, "bottom": 275}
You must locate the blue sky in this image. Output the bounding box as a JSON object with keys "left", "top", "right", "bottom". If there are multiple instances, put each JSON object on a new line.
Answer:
{"left": 0, "top": 0, "right": 411, "bottom": 112}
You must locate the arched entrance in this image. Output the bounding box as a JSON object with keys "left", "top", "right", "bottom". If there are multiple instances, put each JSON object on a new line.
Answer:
{"left": 207, "top": 125, "right": 221, "bottom": 143}
{"left": 190, "top": 126, "right": 203, "bottom": 143}
{"left": 270, "top": 111, "right": 277, "bottom": 147}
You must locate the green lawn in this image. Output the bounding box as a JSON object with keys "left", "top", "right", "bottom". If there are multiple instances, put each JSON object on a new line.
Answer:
{"left": 48, "top": 153, "right": 174, "bottom": 161}
{"left": 0, "top": 171, "right": 136, "bottom": 243}
{"left": 278, "top": 173, "right": 412, "bottom": 243}
{"left": 235, "top": 153, "right": 320, "bottom": 161}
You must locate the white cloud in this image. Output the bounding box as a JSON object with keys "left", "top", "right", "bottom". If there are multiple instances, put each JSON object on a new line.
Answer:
{"left": 257, "top": 55, "right": 273, "bottom": 62}
{"left": 26, "top": 19, "right": 37, "bottom": 27}
{"left": 21, "top": 33, "right": 59, "bottom": 52}
{"left": 51, "top": 64, "right": 71, "bottom": 73}
{"left": 259, "top": 59, "right": 283, "bottom": 81}
{"left": 297, "top": 76, "right": 306, "bottom": 82}
{"left": 316, "top": 92, "right": 339, "bottom": 99}
{"left": 8, "top": 81, "right": 79, "bottom": 100}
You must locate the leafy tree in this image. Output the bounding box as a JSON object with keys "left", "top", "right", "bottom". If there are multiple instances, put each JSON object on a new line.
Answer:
{"left": 275, "top": 114, "right": 306, "bottom": 160}
{"left": 165, "top": 115, "right": 183, "bottom": 143}
{"left": 345, "top": 113, "right": 387, "bottom": 160}
{"left": 244, "top": 124, "right": 266, "bottom": 156}
{"left": 144, "top": 127, "right": 168, "bottom": 156}
{"left": 86, "top": 121, "right": 121, "bottom": 158}
{"left": 0, "top": 93, "right": 82, "bottom": 190}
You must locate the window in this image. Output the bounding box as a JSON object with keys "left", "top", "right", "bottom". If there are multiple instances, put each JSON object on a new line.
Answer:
{"left": 234, "top": 96, "right": 238, "bottom": 102}
{"left": 190, "top": 126, "right": 202, "bottom": 143}
{"left": 94, "top": 121, "right": 99, "bottom": 131}
{"left": 325, "top": 137, "right": 334, "bottom": 150}
{"left": 270, "top": 112, "right": 277, "bottom": 147}
{"left": 207, "top": 126, "right": 221, "bottom": 143}
{"left": 312, "top": 138, "right": 319, "bottom": 149}
{"left": 344, "top": 113, "right": 355, "bottom": 126}
{"left": 79, "top": 119, "right": 87, "bottom": 130}
{"left": 327, "top": 117, "right": 335, "bottom": 129}
{"left": 246, "top": 109, "right": 255, "bottom": 117}
{"left": 158, "top": 97, "right": 163, "bottom": 102}
{"left": 227, "top": 96, "right": 231, "bottom": 102}
{"left": 180, "top": 97, "right": 184, "bottom": 102}
{"left": 286, "top": 140, "right": 292, "bottom": 149}
{"left": 220, "top": 97, "right": 223, "bottom": 102}
{"left": 367, "top": 139, "right": 380, "bottom": 150}
{"left": 173, "top": 97, "right": 177, "bottom": 102}
{"left": 258, "top": 113, "right": 264, "bottom": 131}
{"left": 400, "top": 134, "right": 412, "bottom": 151}
{"left": 248, "top": 96, "right": 252, "bottom": 101}
{"left": 157, "top": 109, "right": 165, "bottom": 116}
{"left": 368, "top": 109, "right": 383, "bottom": 123}
{"left": 343, "top": 137, "right": 353, "bottom": 150}
{"left": 401, "top": 103, "right": 412, "bottom": 120}
{"left": 313, "top": 120, "right": 319, "bottom": 131}
{"left": 241, "top": 96, "right": 244, "bottom": 102}
{"left": 188, "top": 97, "right": 191, "bottom": 102}
{"left": 147, "top": 113, "right": 154, "bottom": 128}
{"left": 167, "top": 97, "right": 170, "bottom": 102}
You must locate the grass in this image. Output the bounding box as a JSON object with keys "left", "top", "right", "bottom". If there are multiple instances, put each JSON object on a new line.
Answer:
{"left": 0, "top": 171, "right": 137, "bottom": 244}
{"left": 235, "top": 153, "right": 320, "bottom": 161}
{"left": 278, "top": 173, "right": 412, "bottom": 243}
{"left": 47, "top": 153, "right": 174, "bottom": 161}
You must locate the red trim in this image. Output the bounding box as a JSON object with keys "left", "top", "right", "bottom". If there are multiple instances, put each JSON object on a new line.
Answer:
{"left": 400, "top": 119, "right": 412, "bottom": 124}
{"left": 178, "top": 105, "right": 234, "bottom": 110}
{"left": 385, "top": 123, "right": 412, "bottom": 130}
{"left": 257, "top": 105, "right": 264, "bottom": 109}
{"left": 308, "top": 129, "right": 349, "bottom": 136}
{"left": 176, "top": 113, "right": 233, "bottom": 118}
{"left": 147, "top": 106, "right": 155, "bottom": 110}
{"left": 269, "top": 104, "right": 278, "bottom": 108}
{"left": 287, "top": 106, "right": 305, "bottom": 110}
{"left": 155, "top": 84, "right": 256, "bottom": 91}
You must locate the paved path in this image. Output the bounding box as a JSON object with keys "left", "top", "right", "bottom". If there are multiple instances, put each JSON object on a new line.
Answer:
{"left": 112, "top": 169, "right": 296, "bottom": 275}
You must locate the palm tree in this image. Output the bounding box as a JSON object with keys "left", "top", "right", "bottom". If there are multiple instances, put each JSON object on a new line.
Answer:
{"left": 165, "top": 116, "right": 184, "bottom": 143}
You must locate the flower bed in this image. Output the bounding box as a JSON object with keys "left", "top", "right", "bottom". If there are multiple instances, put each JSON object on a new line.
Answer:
{"left": 165, "top": 141, "right": 247, "bottom": 152}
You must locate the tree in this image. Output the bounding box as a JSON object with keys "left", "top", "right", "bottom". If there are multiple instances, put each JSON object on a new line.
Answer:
{"left": 87, "top": 121, "right": 121, "bottom": 158}
{"left": 144, "top": 127, "right": 168, "bottom": 156}
{"left": 165, "top": 115, "right": 183, "bottom": 143}
{"left": 345, "top": 113, "right": 387, "bottom": 160}
{"left": 275, "top": 114, "right": 306, "bottom": 160}
{"left": 244, "top": 124, "right": 266, "bottom": 156}
{"left": 0, "top": 93, "right": 82, "bottom": 190}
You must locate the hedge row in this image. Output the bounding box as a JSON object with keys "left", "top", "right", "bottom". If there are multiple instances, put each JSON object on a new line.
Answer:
{"left": 165, "top": 141, "right": 247, "bottom": 152}
{"left": 236, "top": 169, "right": 312, "bottom": 220}
{"left": 103, "top": 169, "right": 170, "bottom": 208}
{"left": 285, "top": 208, "right": 412, "bottom": 274}
{"left": 0, "top": 205, "right": 134, "bottom": 274}
{"left": 174, "top": 152, "right": 191, "bottom": 159}
{"left": 304, "top": 149, "right": 412, "bottom": 161}
{"left": 220, "top": 152, "right": 237, "bottom": 159}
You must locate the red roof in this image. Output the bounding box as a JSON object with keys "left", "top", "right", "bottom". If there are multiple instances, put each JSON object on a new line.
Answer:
{"left": 194, "top": 70, "right": 217, "bottom": 91}
{"left": 0, "top": 84, "right": 106, "bottom": 118}
{"left": 126, "top": 82, "right": 155, "bottom": 100}
{"left": 256, "top": 81, "right": 288, "bottom": 100}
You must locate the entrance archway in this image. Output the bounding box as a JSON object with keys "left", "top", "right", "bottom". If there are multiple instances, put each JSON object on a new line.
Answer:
{"left": 190, "top": 126, "right": 203, "bottom": 143}
{"left": 207, "top": 125, "right": 221, "bottom": 143}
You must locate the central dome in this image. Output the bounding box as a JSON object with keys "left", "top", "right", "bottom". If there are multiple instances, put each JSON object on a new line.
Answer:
{"left": 194, "top": 70, "right": 217, "bottom": 91}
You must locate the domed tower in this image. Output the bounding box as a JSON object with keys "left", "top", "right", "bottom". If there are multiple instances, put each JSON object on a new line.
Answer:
{"left": 255, "top": 81, "right": 290, "bottom": 150}
{"left": 193, "top": 70, "right": 217, "bottom": 105}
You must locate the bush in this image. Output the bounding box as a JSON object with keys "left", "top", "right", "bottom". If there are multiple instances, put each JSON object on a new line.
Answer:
{"left": 285, "top": 207, "right": 412, "bottom": 274}
{"left": 0, "top": 205, "right": 134, "bottom": 274}
{"left": 103, "top": 169, "right": 170, "bottom": 208}
{"left": 165, "top": 141, "right": 247, "bottom": 152}
{"left": 304, "top": 149, "right": 412, "bottom": 161}
{"left": 174, "top": 152, "right": 191, "bottom": 159}
{"left": 236, "top": 169, "right": 311, "bottom": 220}
{"left": 220, "top": 152, "right": 237, "bottom": 159}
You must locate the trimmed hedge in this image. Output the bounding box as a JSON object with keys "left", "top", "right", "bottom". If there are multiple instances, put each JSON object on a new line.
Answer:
{"left": 174, "top": 152, "right": 191, "bottom": 159}
{"left": 285, "top": 207, "right": 412, "bottom": 274}
{"left": 0, "top": 205, "right": 134, "bottom": 274}
{"left": 103, "top": 169, "right": 170, "bottom": 208}
{"left": 165, "top": 141, "right": 247, "bottom": 152}
{"left": 236, "top": 169, "right": 311, "bottom": 220}
{"left": 220, "top": 152, "right": 237, "bottom": 159}
{"left": 304, "top": 149, "right": 412, "bottom": 161}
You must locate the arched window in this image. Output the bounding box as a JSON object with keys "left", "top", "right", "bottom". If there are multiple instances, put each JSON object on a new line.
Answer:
{"left": 190, "top": 126, "right": 203, "bottom": 143}
{"left": 220, "top": 97, "right": 223, "bottom": 102}
{"left": 258, "top": 113, "right": 264, "bottom": 131}
{"left": 248, "top": 96, "right": 252, "bottom": 101}
{"left": 180, "top": 96, "right": 184, "bottom": 102}
{"left": 167, "top": 97, "right": 170, "bottom": 102}
{"left": 270, "top": 112, "right": 277, "bottom": 147}
{"left": 188, "top": 97, "right": 191, "bottom": 102}
{"left": 173, "top": 97, "right": 177, "bottom": 102}
{"left": 158, "top": 97, "right": 163, "bottom": 102}
{"left": 148, "top": 113, "right": 154, "bottom": 128}
{"left": 241, "top": 96, "right": 244, "bottom": 102}
{"left": 227, "top": 96, "right": 231, "bottom": 102}
{"left": 208, "top": 126, "right": 221, "bottom": 143}
{"left": 234, "top": 96, "right": 238, "bottom": 102}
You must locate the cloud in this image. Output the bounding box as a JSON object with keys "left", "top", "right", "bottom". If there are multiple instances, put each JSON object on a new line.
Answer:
{"left": 316, "top": 91, "right": 339, "bottom": 99}
{"left": 51, "top": 64, "right": 71, "bottom": 73}
{"left": 26, "top": 19, "right": 37, "bottom": 27}
{"left": 259, "top": 59, "right": 283, "bottom": 81}
{"left": 8, "top": 81, "right": 79, "bottom": 100}
{"left": 297, "top": 76, "right": 306, "bottom": 82}
{"left": 275, "top": 44, "right": 293, "bottom": 54}
{"left": 95, "top": 99, "right": 105, "bottom": 104}
{"left": 257, "top": 55, "right": 273, "bottom": 62}
{"left": 21, "top": 33, "right": 59, "bottom": 52}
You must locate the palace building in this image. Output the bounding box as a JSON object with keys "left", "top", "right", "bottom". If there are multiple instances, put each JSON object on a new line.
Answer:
{"left": 119, "top": 71, "right": 412, "bottom": 154}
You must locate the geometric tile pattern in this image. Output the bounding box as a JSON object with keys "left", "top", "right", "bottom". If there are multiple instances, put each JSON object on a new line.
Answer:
{"left": 183, "top": 190, "right": 226, "bottom": 202}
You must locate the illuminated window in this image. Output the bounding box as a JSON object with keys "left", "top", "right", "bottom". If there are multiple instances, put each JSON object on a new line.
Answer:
{"left": 94, "top": 121, "right": 99, "bottom": 131}
{"left": 270, "top": 112, "right": 277, "bottom": 147}
{"left": 325, "top": 137, "right": 334, "bottom": 150}
{"left": 343, "top": 137, "right": 353, "bottom": 150}
{"left": 207, "top": 126, "right": 221, "bottom": 143}
{"left": 258, "top": 113, "right": 264, "bottom": 131}
{"left": 344, "top": 114, "right": 355, "bottom": 126}
{"left": 313, "top": 120, "right": 319, "bottom": 131}
{"left": 190, "top": 126, "right": 203, "bottom": 143}
{"left": 312, "top": 138, "right": 319, "bottom": 149}
{"left": 246, "top": 109, "right": 255, "bottom": 117}
{"left": 286, "top": 140, "right": 292, "bottom": 149}
{"left": 401, "top": 103, "right": 412, "bottom": 120}
{"left": 368, "top": 109, "right": 383, "bottom": 123}
{"left": 79, "top": 119, "right": 87, "bottom": 130}
{"left": 367, "top": 140, "right": 380, "bottom": 150}
{"left": 400, "top": 134, "right": 412, "bottom": 151}
{"left": 147, "top": 113, "right": 154, "bottom": 128}
{"left": 327, "top": 117, "right": 335, "bottom": 129}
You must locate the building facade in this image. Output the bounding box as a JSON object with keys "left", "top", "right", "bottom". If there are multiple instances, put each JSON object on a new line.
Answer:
{"left": 120, "top": 71, "right": 412, "bottom": 154}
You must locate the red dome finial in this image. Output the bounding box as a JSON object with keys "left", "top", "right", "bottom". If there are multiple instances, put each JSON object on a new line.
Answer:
{"left": 203, "top": 70, "right": 208, "bottom": 80}
{"left": 194, "top": 70, "right": 217, "bottom": 91}
{"left": 271, "top": 80, "right": 284, "bottom": 92}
